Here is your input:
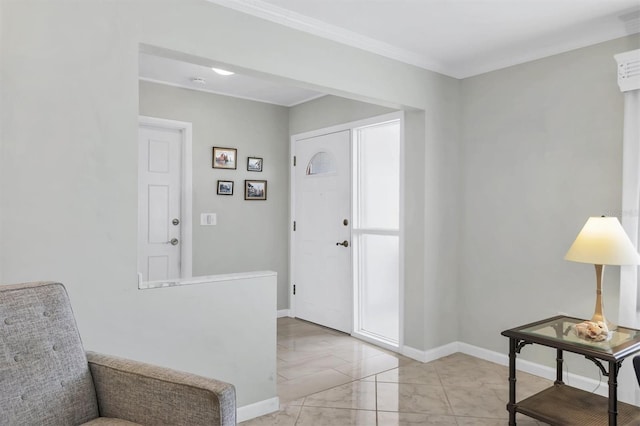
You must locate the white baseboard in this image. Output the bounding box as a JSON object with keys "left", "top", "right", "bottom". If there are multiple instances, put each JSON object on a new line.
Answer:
{"left": 402, "top": 341, "right": 608, "bottom": 398}
{"left": 402, "top": 342, "right": 459, "bottom": 363}
{"left": 401, "top": 345, "right": 427, "bottom": 362}
{"left": 277, "top": 309, "right": 291, "bottom": 318}
{"left": 456, "top": 342, "right": 608, "bottom": 397}
{"left": 237, "top": 397, "right": 280, "bottom": 423}
{"left": 457, "top": 342, "right": 505, "bottom": 365}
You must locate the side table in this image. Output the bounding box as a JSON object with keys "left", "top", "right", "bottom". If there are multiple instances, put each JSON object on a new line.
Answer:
{"left": 502, "top": 315, "right": 640, "bottom": 425}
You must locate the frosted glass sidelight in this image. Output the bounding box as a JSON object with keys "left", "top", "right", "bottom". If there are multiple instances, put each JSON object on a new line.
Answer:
{"left": 306, "top": 151, "right": 336, "bottom": 175}
{"left": 355, "top": 122, "right": 400, "bottom": 229}
{"left": 353, "top": 118, "right": 401, "bottom": 346}
{"left": 358, "top": 234, "right": 400, "bottom": 342}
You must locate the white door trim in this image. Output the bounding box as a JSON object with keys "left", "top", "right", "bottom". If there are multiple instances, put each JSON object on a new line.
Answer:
{"left": 138, "top": 115, "right": 193, "bottom": 285}
{"left": 289, "top": 111, "right": 405, "bottom": 351}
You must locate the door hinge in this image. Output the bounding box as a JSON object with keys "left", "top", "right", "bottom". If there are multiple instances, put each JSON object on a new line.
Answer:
{"left": 293, "top": 156, "right": 296, "bottom": 167}
{"left": 293, "top": 221, "right": 296, "bottom": 231}
{"left": 293, "top": 284, "right": 296, "bottom": 295}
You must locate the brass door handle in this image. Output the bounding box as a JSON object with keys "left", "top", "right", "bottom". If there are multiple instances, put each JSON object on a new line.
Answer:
{"left": 336, "top": 240, "right": 349, "bottom": 247}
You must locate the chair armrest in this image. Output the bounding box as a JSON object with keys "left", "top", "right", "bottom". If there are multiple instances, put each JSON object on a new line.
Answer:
{"left": 86, "top": 351, "right": 236, "bottom": 426}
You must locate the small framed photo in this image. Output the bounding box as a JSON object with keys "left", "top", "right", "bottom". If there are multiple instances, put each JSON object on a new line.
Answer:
{"left": 217, "top": 180, "right": 234, "bottom": 195}
{"left": 245, "top": 180, "right": 267, "bottom": 200}
{"left": 247, "top": 157, "right": 263, "bottom": 172}
{"left": 212, "top": 147, "right": 237, "bottom": 169}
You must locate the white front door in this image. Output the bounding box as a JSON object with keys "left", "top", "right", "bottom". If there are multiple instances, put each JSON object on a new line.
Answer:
{"left": 294, "top": 130, "right": 352, "bottom": 333}
{"left": 138, "top": 124, "right": 183, "bottom": 282}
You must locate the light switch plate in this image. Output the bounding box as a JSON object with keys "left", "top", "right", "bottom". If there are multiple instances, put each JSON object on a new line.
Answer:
{"left": 201, "top": 213, "right": 216, "bottom": 226}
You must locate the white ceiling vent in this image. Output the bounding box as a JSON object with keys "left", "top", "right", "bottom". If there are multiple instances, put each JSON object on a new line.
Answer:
{"left": 615, "top": 49, "right": 640, "bottom": 92}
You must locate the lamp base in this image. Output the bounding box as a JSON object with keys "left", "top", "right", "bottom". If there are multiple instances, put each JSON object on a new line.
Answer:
{"left": 589, "top": 313, "right": 617, "bottom": 332}
{"left": 592, "top": 264, "right": 617, "bottom": 331}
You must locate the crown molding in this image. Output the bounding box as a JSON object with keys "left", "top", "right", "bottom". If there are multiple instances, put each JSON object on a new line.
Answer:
{"left": 454, "top": 28, "right": 639, "bottom": 79}
{"left": 205, "top": 0, "right": 449, "bottom": 76}
{"left": 206, "top": 0, "right": 640, "bottom": 80}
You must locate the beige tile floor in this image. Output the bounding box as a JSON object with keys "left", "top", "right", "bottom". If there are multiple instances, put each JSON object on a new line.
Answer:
{"left": 241, "top": 317, "right": 551, "bottom": 425}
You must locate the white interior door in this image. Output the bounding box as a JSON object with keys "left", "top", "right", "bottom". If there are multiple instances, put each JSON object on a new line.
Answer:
{"left": 138, "top": 124, "right": 183, "bottom": 282}
{"left": 294, "top": 130, "right": 352, "bottom": 333}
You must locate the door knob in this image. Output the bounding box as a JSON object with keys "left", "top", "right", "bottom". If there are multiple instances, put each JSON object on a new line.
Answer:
{"left": 336, "top": 240, "right": 349, "bottom": 247}
{"left": 172, "top": 218, "right": 180, "bottom": 226}
{"left": 168, "top": 238, "right": 179, "bottom": 246}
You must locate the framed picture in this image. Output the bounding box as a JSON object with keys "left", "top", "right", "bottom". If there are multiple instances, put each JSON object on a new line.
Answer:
{"left": 245, "top": 180, "right": 267, "bottom": 200}
{"left": 217, "top": 180, "right": 234, "bottom": 195}
{"left": 247, "top": 157, "right": 263, "bottom": 172}
{"left": 212, "top": 147, "right": 237, "bottom": 169}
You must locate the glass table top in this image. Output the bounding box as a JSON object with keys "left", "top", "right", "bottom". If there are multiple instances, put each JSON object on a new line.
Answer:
{"left": 513, "top": 316, "right": 640, "bottom": 355}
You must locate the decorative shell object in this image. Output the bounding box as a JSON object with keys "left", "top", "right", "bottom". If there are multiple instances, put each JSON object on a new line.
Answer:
{"left": 573, "top": 320, "right": 611, "bottom": 342}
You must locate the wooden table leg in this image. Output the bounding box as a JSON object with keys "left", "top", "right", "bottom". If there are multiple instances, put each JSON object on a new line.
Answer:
{"left": 508, "top": 338, "right": 517, "bottom": 425}
{"left": 609, "top": 360, "right": 619, "bottom": 425}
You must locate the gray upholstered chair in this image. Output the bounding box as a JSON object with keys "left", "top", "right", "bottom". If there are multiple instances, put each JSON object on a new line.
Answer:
{"left": 0, "top": 281, "right": 236, "bottom": 426}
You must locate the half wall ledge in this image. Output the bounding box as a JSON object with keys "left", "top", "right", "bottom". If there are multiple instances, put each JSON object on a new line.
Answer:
{"left": 138, "top": 270, "right": 278, "bottom": 290}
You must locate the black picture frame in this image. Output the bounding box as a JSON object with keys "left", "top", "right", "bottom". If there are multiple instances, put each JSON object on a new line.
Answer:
{"left": 212, "top": 147, "right": 237, "bottom": 169}
{"left": 245, "top": 180, "right": 267, "bottom": 200}
{"left": 217, "top": 180, "right": 234, "bottom": 195}
{"left": 247, "top": 157, "right": 263, "bottom": 172}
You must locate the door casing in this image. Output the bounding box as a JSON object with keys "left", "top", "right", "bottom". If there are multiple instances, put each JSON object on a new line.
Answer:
{"left": 289, "top": 111, "right": 405, "bottom": 351}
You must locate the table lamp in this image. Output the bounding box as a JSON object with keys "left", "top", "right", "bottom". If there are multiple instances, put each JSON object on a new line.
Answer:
{"left": 565, "top": 216, "right": 640, "bottom": 329}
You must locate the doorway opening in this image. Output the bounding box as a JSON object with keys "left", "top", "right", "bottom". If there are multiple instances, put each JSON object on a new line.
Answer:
{"left": 290, "top": 111, "right": 404, "bottom": 350}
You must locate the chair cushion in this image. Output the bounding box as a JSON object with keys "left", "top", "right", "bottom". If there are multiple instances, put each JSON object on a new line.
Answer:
{"left": 81, "top": 417, "right": 142, "bottom": 425}
{"left": 0, "top": 281, "right": 99, "bottom": 425}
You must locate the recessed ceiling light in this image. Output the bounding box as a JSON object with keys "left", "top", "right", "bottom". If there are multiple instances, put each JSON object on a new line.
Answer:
{"left": 191, "top": 77, "right": 207, "bottom": 84}
{"left": 212, "top": 68, "right": 235, "bottom": 76}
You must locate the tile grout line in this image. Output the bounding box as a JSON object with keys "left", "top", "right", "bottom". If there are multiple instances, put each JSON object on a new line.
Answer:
{"left": 375, "top": 373, "right": 379, "bottom": 426}
{"left": 293, "top": 400, "right": 303, "bottom": 426}
{"left": 266, "top": 320, "right": 551, "bottom": 425}
{"left": 434, "top": 362, "right": 459, "bottom": 423}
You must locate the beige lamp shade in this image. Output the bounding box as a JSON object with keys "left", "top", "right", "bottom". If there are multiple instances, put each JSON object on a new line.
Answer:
{"left": 565, "top": 217, "right": 640, "bottom": 265}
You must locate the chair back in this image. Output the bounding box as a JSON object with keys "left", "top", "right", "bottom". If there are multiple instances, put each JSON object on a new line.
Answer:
{"left": 0, "top": 281, "right": 99, "bottom": 425}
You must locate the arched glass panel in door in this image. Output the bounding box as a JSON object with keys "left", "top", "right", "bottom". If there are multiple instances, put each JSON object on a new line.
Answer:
{"left": 306, "top": 151, "right": 336, "bottom": 175}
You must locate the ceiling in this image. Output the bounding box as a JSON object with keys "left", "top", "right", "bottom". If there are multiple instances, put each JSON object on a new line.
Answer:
{"left": 139, "top": 53, "right": 324, "bottom": 107}
{"left": 208, "top": 0, "right": 640, "bottom": 78}
{"left": 141, "top": 0, "right": 639, "bottom": 105}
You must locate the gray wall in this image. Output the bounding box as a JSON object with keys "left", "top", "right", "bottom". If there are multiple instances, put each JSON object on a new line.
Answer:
{"left": 403, "top": 110, "right": 428, "bottom": 347}
{"left": 139, "top": 82, "right": 454, "bottom": 342}
{"left": 138, "top": 85, "right": 402, "bottom": 312}
{"left": 1, "top": 0, "right": 461, "bottom": 403}
{"left": 423, "top": 76, "right": 462, "bottom": 349}
{"left": 139, "top": 81, "right": 290, "bottom": 309}
{"left": 460, "top": 35, "right": 640, "bottom": 375}
{"left": 5, "top": 1, "right": 633, "bottom": 388}
{"left": 288, "top": 95, "right": 396, "bottom": 135}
